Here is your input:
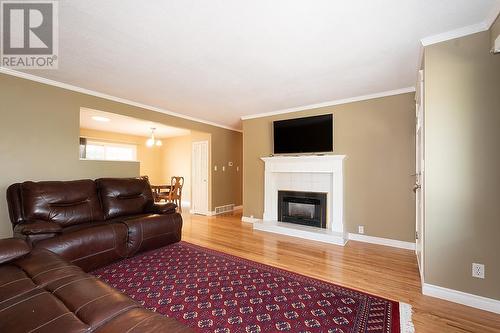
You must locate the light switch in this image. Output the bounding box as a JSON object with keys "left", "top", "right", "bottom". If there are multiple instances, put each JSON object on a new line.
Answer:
{"left": 222, "top": 166, "right": 226, "bottom": 172}
{"left": 236, "top": 166, "right": 240, "bottom": 172}
{"left": 214, "top": 165, "right": 217, "bottom": 171}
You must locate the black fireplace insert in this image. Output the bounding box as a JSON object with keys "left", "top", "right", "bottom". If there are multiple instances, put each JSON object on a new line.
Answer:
{"left": 277, "top": 190, "right": 327, "bottom": 228}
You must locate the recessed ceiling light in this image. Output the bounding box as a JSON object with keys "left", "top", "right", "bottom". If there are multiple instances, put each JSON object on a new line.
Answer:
{"left": 91, "top": 116, "right": 111, "bottom": 122}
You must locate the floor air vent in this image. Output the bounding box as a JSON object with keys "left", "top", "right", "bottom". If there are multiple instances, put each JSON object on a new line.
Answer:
{"left": 214, "top": 204, "right": 235, "bottom": 215}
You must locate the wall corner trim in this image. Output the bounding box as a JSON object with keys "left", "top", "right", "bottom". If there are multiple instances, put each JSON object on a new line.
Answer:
{"left": 422, "top": 283, "right": 500, "bottom": 314}
{"left": 348, "top": 233, "right": 416, "bottom": 250}
{"left": 0, "top": 67, "right": 242, "bottom": 133}
{"left": 240, "top": 87, "right": 416, "bottom": 121}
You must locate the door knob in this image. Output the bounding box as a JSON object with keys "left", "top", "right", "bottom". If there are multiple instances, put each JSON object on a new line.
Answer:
{"left": 413, "top": 184, "right": 421, "bottom": 193}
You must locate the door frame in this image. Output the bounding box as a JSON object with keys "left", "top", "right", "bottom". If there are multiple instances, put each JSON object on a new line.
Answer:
{"left": 191, "top": 140, "right": 210, "bottom": 215}
{"left": 415, "top": 69, "right": 425, "bottom": 282}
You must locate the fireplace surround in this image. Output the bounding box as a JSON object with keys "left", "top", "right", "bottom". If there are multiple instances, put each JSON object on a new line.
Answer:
{"left": 254, "top": 155, "right": 346, "bottom": 245}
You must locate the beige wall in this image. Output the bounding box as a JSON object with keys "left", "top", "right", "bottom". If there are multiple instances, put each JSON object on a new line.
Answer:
{"left": 424, "top": 30, "right": 500, "bottom": 299}
{"left": 243, "top": 93, "right": 416, "bottom": 242}
{"left": 161, "top": 134, "right": 194, "bottom": 204}
{"left": 79, "top": 128, "right": 164, "bottom": 184}
{"left": 0, "top": 73, "right": 242, "bottom": 238}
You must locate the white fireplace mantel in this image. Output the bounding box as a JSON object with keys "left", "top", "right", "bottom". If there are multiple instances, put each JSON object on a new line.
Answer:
{"left": 254, "top": 155, "right": 347, "bottom": 245}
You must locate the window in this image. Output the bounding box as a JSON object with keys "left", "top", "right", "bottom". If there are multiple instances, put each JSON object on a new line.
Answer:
{"left": 80, "top": 138, "right": 137, "bottom": 161}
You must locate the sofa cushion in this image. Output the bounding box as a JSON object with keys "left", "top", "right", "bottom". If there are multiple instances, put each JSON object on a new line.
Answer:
{"left": 95, "top": 308, "right": 193, "bottom": 333}
{"left": 97, "top": 178, "right": 155, "bottom": 220}
{"left": 44, "top": 275, "right": 139, "bottom": 330}
{"left": 36, "top": 223, "right": 129, "bottom": 272}
{"left": 151, "top": 202, "right": 177, "bottom": 214}
{"left": 14, "top": 220, "right": 63, "bottom": 235}
{"left": 0, "top": 238, "right": 30, "bottom": 264}
{"left": 0, "top": 289, "right": 91, "bottom": 333}
{"left": 21, "top": 180, "right": 104, "bottom": 227}
{"left": 120, "top": 213, "right": 183, "bottom": 256}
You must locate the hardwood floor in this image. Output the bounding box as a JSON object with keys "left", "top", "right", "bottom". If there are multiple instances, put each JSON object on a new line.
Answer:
{"left": 181, "top": 210, "right": 500, "bottom": 333}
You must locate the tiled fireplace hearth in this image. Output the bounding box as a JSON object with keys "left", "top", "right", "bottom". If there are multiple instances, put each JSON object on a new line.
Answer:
{"left": 253, "top": 155, "right": 346, "bottom": 245}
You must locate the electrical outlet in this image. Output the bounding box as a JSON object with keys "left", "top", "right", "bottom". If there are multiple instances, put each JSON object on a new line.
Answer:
{"left": 358, "top": 225, "right": 365, "bottom": 234}
{"left": 472, "top": 263, "right": 485, "bottom": 279}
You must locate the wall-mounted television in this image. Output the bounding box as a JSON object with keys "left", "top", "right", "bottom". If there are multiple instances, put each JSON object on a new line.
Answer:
{"left": 273, "top": 114, "right": 333, "bottom": 154}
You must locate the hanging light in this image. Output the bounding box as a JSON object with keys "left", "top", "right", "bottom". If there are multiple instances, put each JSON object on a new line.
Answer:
{"left": 146, "top": 128, "right": 162, "bottom": 147}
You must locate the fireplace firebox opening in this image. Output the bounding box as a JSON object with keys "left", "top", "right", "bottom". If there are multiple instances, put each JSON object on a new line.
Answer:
{"left": 277, "top": 190, "right": 327, "bottom": 228}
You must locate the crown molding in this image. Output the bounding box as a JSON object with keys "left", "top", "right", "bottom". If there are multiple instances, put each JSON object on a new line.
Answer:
{"left": 420, "top": 3, "right": 500, "bottom": 47}
{"left": 0, "top": 67, "right": 242, "bottom": 133}
{"left": 420, "top": 22, "right": 490, "bottom": 46}
{"left": 240, "top": 87, "right": 415, "bottom": 121}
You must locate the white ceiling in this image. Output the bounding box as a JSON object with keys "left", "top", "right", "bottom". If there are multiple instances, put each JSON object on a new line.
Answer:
{"left": 80, "top": 108, "right": 191, "bottom": 138}
{"left": 22, "top": 1, "right": 500, "bottom": 130}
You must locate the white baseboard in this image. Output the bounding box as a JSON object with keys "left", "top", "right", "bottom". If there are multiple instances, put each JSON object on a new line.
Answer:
{"left": 254, "top": 221, "right": 347, "bottom": 246}
{"left": 422, "top": 283, "right": 500, "bottom": 314}
{"left": 241, "top": 216, "right": 260, "bottom": 224}
{"left": 189, "top": 209, "right": 212, "bottom": 216}
{"left": 234, "top": 205, "right": 243, "bottom": 210}
{"left": 348, "top": 233, "right": 416, "bottom": 250}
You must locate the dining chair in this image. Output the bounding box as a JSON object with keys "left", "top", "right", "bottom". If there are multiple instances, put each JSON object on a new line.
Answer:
{"left": 167, "top": 176, "right": 184, "bottom": 212}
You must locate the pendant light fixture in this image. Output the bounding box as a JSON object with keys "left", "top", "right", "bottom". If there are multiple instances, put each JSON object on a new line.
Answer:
{"left": 146, "top": 128, "right": 162, "bottom": 147}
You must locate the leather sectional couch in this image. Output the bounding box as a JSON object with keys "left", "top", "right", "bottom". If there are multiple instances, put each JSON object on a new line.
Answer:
{"left": 0, "top": 238, "right": 192, "bottom": 332}
{"left": 1, "top": 178, "right": 193, "bottom": 332}
{"left": 7, "top": 178, "right": 182, "bottom": 272}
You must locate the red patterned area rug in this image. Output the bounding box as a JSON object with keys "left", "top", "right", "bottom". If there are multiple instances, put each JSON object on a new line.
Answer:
{"left": 92, "top": 242, "right": 414, "bottom": 333}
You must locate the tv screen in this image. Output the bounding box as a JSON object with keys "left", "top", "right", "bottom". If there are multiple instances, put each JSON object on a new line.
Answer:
{"left": 273, "top": 114, "right": 333, "bottom": 154}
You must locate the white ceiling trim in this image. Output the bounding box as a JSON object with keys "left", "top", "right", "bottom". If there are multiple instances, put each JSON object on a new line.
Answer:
{"left": 420, "top": 5, "right": 499, "bottom": 46}
{"left": 0, "top": 67, "right": 242, "bottom": 133}
{"left": 240, "top": 87, "right": 416, "bottom": 121}
{"left": 420, "top": 21, "right": 489, "bottom": 46}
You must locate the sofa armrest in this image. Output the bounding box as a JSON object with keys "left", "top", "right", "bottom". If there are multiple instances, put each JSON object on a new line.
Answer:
{"left": 149, "top": 203, "right": 177, "bottom": 215}
{"left": 0, "top": 238, "right": 31, "bottom": 264}
{"left": 14, "top": 220, "right": 63, "bottom": 235}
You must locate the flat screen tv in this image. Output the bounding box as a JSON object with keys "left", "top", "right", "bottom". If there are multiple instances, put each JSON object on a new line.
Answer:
{"left": 273, "top": 114, "right": 333, "bottom": 154}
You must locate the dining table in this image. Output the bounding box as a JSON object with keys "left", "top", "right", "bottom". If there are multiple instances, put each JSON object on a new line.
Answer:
{"left": 151, "top": 184, "right": 172, "bottom": 202}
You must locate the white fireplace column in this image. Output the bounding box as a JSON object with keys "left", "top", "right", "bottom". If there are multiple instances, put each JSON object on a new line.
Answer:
{"left": 260, "top": 155, "right": 346, "bottom": 239}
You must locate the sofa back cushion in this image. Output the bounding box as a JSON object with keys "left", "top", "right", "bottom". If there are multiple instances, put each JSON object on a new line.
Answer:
{"left": 21, "top": 180, "right": 104, "bottom": 227}
{"left": 96, "top": 178, "right": 154, "bottom": 219}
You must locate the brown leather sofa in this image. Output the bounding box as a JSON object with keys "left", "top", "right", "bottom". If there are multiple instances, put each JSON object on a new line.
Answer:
{"left": 0, "top": 238, "right": 193, "bottom": 333}
{"left": 7, "top": 178, "right": 182, "bottom": 272}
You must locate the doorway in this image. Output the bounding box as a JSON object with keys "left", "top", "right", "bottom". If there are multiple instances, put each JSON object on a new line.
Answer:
{"left": 191, "top": 141, "right": 209, "bottom": 215}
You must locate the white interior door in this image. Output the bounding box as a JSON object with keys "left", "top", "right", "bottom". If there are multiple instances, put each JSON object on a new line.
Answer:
{"left": 415, "top": 70, "right": 425, "bottom": 280}
{"left": 192, "top": 141, "right": 209, "bottom": 215}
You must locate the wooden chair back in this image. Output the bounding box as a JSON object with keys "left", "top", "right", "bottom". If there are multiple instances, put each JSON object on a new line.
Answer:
{"left": 168, "top": 176, "right": 184, "bottom": 212}
{"left": 169, "top": 176, "right": 184, "bottom": 198}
